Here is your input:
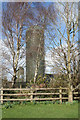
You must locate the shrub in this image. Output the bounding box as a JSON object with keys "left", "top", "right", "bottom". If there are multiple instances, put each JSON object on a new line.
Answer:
{"left": 3, "top": 102, "right": 13, "bottom": 109}
{"left": 32, "top": 100, "right": 36, "bottom": 105}
{"left": 55, "top": 100, "right": 60, "bottom": 104}
{"left": 22, "top": 101, "right": 27, "bottom": 105}
{"left": 12, "top": 101, "right": 20, "bottom": 105}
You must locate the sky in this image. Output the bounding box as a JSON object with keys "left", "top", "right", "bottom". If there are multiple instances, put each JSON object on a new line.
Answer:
{"left": 0, "top": 2, "right": 79, "bottom": 81}
{"left": 1, "top": 39, "right": 54, "bottom": 81}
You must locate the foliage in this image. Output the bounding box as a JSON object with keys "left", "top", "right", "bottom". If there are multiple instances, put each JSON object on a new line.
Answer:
{"left": 3, "top": 101, "right": 13, "bottom": 109}
{"left": 53, "top": 74, "right": 68, "bottom": 87}
{"left": 2, "top": 100, "right": 78, "bottom": 110}
{"left": 65, "top": 100, "right": 78, "bottom": 105}
{"left": 12, "top": 101, "right": 21, "bottom": 105}
{"left": 3, "top": 102, "right": 78, "bottom": 118}
{"left": 26, "top": 75, "right": 51, "bottom": 88}
{"left": 2, "top": 76, "right": 8, "bottom": 88}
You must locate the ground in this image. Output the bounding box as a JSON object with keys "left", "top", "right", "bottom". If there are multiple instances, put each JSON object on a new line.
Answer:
{"left": 2, "top": 102, "right": 79, "bottom": 118}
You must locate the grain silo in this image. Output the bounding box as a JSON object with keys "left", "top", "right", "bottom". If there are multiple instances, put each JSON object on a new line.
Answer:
{"left": 15, "top": 67, "right": 24, "bottom": 88}
{"left": 26, "top": 25, "right": 45, "bottom": 83}
{"left": 16, "top": 67, "right": 24, "bottom": 82}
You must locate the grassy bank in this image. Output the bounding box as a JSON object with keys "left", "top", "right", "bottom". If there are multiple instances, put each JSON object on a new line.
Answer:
{"left": 2, "top": 102, "right": 79, "bottom": 118}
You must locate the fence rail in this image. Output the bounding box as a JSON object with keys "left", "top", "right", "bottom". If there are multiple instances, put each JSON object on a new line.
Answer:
{"left": 0, "top": 87, "right": 68, "bottom": 91}
{"left": 0, "top": 87, "right": 79, "bottom": 104}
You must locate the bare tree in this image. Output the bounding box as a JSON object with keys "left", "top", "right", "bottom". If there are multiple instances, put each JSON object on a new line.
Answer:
{"left": 2, "top": 2, "right": 33, "bottom": 86}
{"left": 2, "top": 2, "right": 56, "bottom": 86}
{"left": 26, "top": 3, "right": 56, "bottom": 85}
{"left": 46, "top": 2, "right": 79, "bottom": 102}
{"left": 33, "top": 3, "right": 56, "bottom": 84}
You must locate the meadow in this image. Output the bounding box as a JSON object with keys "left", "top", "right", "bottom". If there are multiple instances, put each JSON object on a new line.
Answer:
{"left": 2, "top": 101, "right": 79, "bottom": 118}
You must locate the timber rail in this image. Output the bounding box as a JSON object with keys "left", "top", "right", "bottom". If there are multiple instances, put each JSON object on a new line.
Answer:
{"left": 0, "top": 87, "right": 79, "bottom": 104}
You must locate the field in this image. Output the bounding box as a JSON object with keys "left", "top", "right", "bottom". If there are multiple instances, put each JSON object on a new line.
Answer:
{"left": 2, "top": 102, "right": 79, "bottom": 118}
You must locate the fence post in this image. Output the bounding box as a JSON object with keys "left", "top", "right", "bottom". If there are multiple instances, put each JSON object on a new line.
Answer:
{"left": 30, "top": 87, "right": 33, "bottom": 102}
{"left": 59, "top": 86, "right": 62, "bottom": 104}
{"left": 1, "top": 87, "right": 3, "bottom": 104}
{"left": 20, "top": 84, "right": 22, "bottom": 93}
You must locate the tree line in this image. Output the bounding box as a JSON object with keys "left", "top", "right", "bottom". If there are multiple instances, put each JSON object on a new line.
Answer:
{"left": 1, "top": 2, "right": 79, "bottom": 102}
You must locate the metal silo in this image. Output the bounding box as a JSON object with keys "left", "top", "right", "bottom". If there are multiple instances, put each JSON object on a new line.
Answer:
{"left": 26, "top": 25, "right": 45, "bottom": 83}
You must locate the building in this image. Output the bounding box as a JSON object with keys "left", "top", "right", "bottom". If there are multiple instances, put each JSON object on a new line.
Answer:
{"left": 16, "top": 67, "right": 24, "bottom": 82}
{"left": 26, "top": 25, "right": 45, "bottom": 82}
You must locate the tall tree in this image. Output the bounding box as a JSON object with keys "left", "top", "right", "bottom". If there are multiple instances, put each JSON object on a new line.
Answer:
{"left": 2, "top": 2, "right": 56, "bottom": 86}
{"left": 31, "top": 3, "right": 56, "bottom": 84}
{"left": 46, "top": 2, "right": 79, "bottom": 102}
{"left": 2, "top": 2, "right": 33, "bottom": 85}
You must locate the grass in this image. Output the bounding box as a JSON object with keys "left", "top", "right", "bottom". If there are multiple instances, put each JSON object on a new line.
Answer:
{"left": 2, "top": 102, "right": 79, "bottom": 118}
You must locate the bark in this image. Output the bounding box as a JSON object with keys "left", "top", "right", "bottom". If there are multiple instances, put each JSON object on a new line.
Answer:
{"left": 68, "top": 85, "right": 73, "bottom": 102}
{"left": 66, "top": 3, "right": 73, "bottom": 102}
{"left": 33, "top": 37, "right": 43, "bottom": 84}
{"left": 34, "top": 56, "right": 40, "bottom": 84}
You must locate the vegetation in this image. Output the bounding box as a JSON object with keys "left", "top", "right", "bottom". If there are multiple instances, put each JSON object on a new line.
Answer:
{"left": 2, "top": 101, "right": 78, "bottom": 118}
{"left": 2, "top": 2, "right": 56, "bottom": 85}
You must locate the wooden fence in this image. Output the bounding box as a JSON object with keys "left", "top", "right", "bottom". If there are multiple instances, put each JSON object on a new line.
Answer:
{"left": 0, "top": 87, "right": 79, "bottom": 104}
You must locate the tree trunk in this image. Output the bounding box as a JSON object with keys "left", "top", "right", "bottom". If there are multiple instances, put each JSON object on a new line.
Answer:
{"left": 68, "top": 85, "right": 73, "bottom": 103}
{"left": 34, "top": 58, "right": 40, "bottom": 84}
{"left": 34, "top": 66, "right": 38, "bottom": 84}
{"left": 12, "top": 69, "right": 17, "bottom": 87}
{"left": 66, "top": 3, "right": 73, "bottom": 103}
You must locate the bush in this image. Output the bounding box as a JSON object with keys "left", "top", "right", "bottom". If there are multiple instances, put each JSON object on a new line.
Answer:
{"left": 13, "top": 101, "right": 20, "bottom": 105}
{"left": 22, "top": 101, "right": 27, "bottom": 105}
{"left": 32, "top": 100, "right": 36, "bottom": 105}
{"left": 65, "top": 100, "right": 78, "bottom": 105}
{"left": 3, "top": 102, "right": 13, "bottom": 109}
{"left": 55, "top": 100, "right": 60, "bottom": 104}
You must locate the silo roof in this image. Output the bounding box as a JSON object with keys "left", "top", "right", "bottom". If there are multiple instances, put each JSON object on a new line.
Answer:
{"left": 27, "top": 25, "right": 43, "bottom": 31}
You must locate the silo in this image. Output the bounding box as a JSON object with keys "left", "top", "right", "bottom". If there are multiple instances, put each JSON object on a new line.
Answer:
{"left": 26, "top": 25, "right": 45, "bottom": 83}
{"left": 16, "top": 67, "right": 24, "bottom": 82}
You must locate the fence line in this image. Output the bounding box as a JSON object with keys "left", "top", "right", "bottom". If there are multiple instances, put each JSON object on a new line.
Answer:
{"left": 0, "top": 87, "right": 79, "bottom": 104}
{"left": 0, "top": 87, "right": 69, "bottom": 91}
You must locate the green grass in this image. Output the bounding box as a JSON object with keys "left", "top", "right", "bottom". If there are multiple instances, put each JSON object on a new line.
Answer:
{"left": 2, "top": 102, "right": 79, "bottom": 118}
